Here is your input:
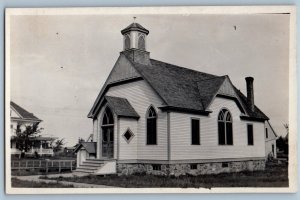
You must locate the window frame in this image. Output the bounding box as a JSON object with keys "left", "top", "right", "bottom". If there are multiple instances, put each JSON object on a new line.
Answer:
{"left": 265, "top": 127, "right": 268, "bottom": 139}
{"left": 247, "top": 123, "right": 254, "bottom": 146}
{"left": 122, "top": 128, "right": 135, "bottom": 144}
{"left": 191, "top": 118, "right": 200, "bottom": 145}
{"left": 217, "top": 108, "right": 233, "bottom": 146}
{"left": 146, "top": 105, "right": 157, "bottom": 145}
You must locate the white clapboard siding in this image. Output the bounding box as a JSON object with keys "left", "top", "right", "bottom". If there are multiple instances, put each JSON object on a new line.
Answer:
{"left": 119, "top": 118, "right": 138, "bottom": 160}
{"left": 265, "top": 140, "right": 277, "bottom": 158}
{"left": 170, "top": 97, "right": 266, "bottom": 160}
{"left": 92, "top": 119, "right": 98, "bottom": 142}
{"left": 105, "top": 80, "right": 168, "bottom": 160}
{"left": 218, "top": 78, "right": 236, "bottom": 97}
{"left": 107, "top": 55, "right": 141, "bottom": 84}
{"left": 265, "top": 121, "right": 277, "bottom": 158}
{"left": 265, "top": 121, "right": 277, "bottom": 141}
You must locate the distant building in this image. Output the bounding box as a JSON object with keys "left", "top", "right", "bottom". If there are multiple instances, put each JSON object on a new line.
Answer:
{"left": 10, "top": 101, "right": 56, "bottom": 157}
{"left": 75, "top": 22, "right": 272, "bottom": 176}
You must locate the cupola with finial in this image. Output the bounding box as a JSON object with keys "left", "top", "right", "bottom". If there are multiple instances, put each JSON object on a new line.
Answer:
{"left": 120, "top": 17, "right": 150, "bottom": 65}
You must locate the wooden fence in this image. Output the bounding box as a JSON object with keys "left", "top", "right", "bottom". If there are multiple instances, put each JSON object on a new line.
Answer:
{"left": 11, "top": 159, "right": 76, "bottom": 173}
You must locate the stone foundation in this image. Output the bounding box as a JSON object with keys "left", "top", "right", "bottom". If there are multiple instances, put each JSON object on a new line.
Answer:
{"left": 117, "top": 160, "right": 265, "bottom": 176}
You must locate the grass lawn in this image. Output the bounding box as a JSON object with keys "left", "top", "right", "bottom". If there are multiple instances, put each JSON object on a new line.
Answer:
{"left": 40, "top": 162, "right": 288, "bottom": 188}
{"left": 11, "top": 178, "right": 74, "bottom": 188}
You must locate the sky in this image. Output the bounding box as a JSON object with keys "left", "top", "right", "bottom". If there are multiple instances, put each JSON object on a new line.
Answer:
{"left": 9, "top": 13, "right": 290, "bottom": 146}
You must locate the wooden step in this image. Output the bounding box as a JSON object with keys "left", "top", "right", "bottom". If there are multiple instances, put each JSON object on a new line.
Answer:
{"left": 75, "top": 167, "right": 97, "bottom": 173}
{"left": 75, "top": 169, "right": 94, "bottom": 174}
{"left": 78, "top": 165, "right": 101, "bottom": 170}
{"left": 81, "top": 163, "right": 103, "bottom": 167}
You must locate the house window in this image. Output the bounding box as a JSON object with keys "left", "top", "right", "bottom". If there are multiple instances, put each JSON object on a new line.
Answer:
{"left": 191, "top": 119, "right": 200, "bottom": 145}
{"left": 218, "top": 109, "right": 233, "bottom": 145}
{"left": 190, "top": 164, "right": 197, "bottom": 170}
{"left": 152, "top": 164, "right": 161, "bottom": 171}
{"left": 138, "top": 35, "right": 145, "bottom": 50}
{"left": 265, "top": 128, "right": 268, "bottom": 139}
{"left": 124, "top": 34, "right": 130, "bottom": 50}
{"left": 247, "top": 124, "right": 254, "bottom": 145}
{"left": 123, "top": 128, "right": 134, "bottom": 143}
{"left": 146, "top": 106, "right": 157, "bottom": 145}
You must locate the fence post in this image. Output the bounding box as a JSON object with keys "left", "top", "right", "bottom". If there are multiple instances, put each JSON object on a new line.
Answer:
{"left": 46, "top": 160, "right": 49, "bottom": 174}
{"left": 70, "top": 161, "right": 73, "bottom": 171}
{"left": 18, "top": 161, "right": 20, "bottom": 171}
{"left": 59, "top": 161, "right": 61, "bottom": 173}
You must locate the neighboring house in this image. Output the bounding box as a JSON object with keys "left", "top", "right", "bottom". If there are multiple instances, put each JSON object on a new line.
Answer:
{"left": 75, "top": 22, "right": 271, "bottom": 176}
{"left": 10, "top": 101, "right": 55, "bottom": 157}
{"left": 265, "top": 121, "right": 278, "bottom": 159}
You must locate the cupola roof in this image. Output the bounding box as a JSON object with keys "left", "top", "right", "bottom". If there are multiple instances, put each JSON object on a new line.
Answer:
{"left": 121, "top": 23, "right": 149, "bottom": 35}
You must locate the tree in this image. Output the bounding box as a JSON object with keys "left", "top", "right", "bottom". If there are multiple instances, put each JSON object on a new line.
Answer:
{"left": 283, "top": 123, "right": 289, "bottom": 154}
{"left": 15, "top": 123, "right": 43, "bottom": 154}
{"left": 276, "top": 123, "right": 289, "bottom": 155}
{"left": 52, "top": 138, "right": 65, "bottom": 153}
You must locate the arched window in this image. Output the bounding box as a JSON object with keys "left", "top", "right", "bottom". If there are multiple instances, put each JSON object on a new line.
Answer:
{"left": 146, "top": 106, "right": 157, "bottom": 145}
{"left": 124, "top": 35, "right": 130, "bottom": 50}
{"left": 218, "top": 108, "right": 233, "bottom": 145}
{"left": 138, "top": 35, "right": 145, "bottom": 50}
{"left": 102, "top": 107, "right": 114, "bottom": 125}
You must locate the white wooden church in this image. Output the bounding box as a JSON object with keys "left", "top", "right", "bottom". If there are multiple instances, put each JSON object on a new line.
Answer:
{"left": 75, "top": 22, "right": 277, "bottom": 176}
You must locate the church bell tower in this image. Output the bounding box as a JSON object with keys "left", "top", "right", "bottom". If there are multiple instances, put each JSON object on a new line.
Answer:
{"left": 120, "top": 18, "right": 150, "bottom": 65}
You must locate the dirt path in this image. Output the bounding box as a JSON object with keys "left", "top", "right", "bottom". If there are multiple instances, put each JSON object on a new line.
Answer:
{"left": 12, "top": 173, "right": 118, "bottom": 188}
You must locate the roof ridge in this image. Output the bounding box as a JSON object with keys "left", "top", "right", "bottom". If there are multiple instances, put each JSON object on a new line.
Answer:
{"left": 150, "top": 58, "right": 218, "bottom": 78}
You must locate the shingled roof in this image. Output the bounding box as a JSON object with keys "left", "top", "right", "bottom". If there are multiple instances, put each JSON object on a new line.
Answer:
{"left": 130, "top": 58, "right": 268, "bottom": 121}
{"left": 121, "top": 23, "right": 149, "bottom": 35}
{"left": 105, "top": 96, "right": 140, "bottom": 119}
{"left": 74, "top": 142, "right": 97, "bottom": 154}
{"left": 88, "top": 53, "right": 268, "bottom": 121}
{"left": 10, "top": 101, "right": 41, "bottom": 121}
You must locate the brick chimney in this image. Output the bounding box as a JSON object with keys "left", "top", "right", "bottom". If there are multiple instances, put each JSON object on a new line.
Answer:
{"left": 245, "top": 77, "right": 254, "bottom": 111}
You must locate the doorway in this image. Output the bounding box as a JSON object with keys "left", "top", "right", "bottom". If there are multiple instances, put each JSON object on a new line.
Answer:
{"left": 101, "top": 106, "right": 114, "bottom": 159}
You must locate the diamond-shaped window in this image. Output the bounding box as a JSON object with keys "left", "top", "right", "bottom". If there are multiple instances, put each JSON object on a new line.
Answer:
{"left": 123, "top": 128, "right": 134, "bottom": 143}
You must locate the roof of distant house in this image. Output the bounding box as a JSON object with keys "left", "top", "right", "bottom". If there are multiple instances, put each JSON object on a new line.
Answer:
{"left": 74, "top": 142, "right": 97, "bottom": 154}
{"left": 10, "top": 101, "right": 42, "bottom": 121}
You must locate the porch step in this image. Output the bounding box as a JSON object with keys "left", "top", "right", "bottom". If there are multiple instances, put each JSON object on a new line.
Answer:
{"left": 77, "top": 165, "right": 101, "bottom": 170}
{"left": 81, "top": 162, "right": 103, "bottom": 167}
{"left": 75, "top": 168, "right": 96, "bottom": 173}
{"left": 75, "top": 159, "right": 105, "bottom": 173}
{"left": 83, "top": 160, "right": 105, "bottom": 165}
{"left": 75, "top": 159, "right": 116, "bottom": 174}
{"left": 76, "top": 167, "right": 97, "bottom": 172}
